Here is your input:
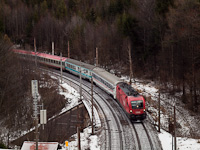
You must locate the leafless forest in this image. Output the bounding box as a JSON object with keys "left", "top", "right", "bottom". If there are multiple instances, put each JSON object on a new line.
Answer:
{"left": 0, "top": 0, "right": 200, "bottom": 147}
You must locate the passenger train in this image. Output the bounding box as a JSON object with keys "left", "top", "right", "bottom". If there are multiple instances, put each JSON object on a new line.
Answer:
{"left": 13, "top": 49, "right": 146, "bottom": 120}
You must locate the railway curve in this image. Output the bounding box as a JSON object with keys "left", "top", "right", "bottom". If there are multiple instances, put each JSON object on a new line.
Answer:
{"left": 43, "top": 68, "right": 162, "bottom": 150}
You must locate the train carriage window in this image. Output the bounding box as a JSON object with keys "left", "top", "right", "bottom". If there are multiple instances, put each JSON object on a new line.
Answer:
{"left": 73, "top": 65, "right": 76, "bottom": 70}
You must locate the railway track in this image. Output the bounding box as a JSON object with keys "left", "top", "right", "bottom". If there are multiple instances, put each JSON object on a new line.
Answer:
{"left": 44, "top": 69, "right": 124, "bottom": 149}
{"left": 43, "top": 68, "right": 162, "bottom": 150}
{"left": 132, "top": 121, "right": 154, "bottom": 150}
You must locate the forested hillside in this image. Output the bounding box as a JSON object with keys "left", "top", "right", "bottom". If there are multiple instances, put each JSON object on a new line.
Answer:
{"left": 0, "top": 35, "right": 66, "bottom": 148}
{"left": 0, "top": 0, "right": 200, "bottom": 126}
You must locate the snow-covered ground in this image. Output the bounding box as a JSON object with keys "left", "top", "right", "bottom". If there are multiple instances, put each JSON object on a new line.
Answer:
{"left": 60, "top": 126, "right": 100, "bottom": 150}
{"left": 58, "top": 75, "right": 200, "bottom": 149}
{"left": 159, "top": 129, "right": 200, "bottom": 150}
{"left": 53, "top": 77, "right": 100, "bottom": 150}
{"left": 121, "top": 76, "right": 200, "bottom": 150}
{"left": 1, "top": 73, "right": 199, "bottom": 149}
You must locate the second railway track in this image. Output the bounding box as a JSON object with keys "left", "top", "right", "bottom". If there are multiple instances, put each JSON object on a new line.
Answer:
{"left": 44, "top": 68, "right": 162, "bottom": 150}
{"left": 46, "top": 69, "right": 124, "bottom": 150}
{"left": 132, "top": 121, "right": 154, "bottom": 150}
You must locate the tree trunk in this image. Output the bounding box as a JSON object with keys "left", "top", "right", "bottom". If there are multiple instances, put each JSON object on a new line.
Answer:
{"left": 128, "top": 41, "right": 133, "bottom": 85}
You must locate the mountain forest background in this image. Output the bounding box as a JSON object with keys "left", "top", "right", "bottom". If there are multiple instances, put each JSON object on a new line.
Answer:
{"left": 0, "top": 0, "right": 200, "bottom": 147}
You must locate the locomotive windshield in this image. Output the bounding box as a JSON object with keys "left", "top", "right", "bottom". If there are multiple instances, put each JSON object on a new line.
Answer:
{"left": 131, "top": 100, "right": 143, "bottom": 109}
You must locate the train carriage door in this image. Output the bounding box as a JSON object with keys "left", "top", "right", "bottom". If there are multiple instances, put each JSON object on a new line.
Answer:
{"left": 126, "top": 97, "right": 130, "bottom": 113}
{"left": 117, "top": 86, "right": 121, "bottom": 101}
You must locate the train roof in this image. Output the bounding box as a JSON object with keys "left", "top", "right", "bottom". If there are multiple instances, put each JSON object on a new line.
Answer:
{"left": 13, "top": 49, "right": 67, "bottom": 61}
{"left": 66, "top": 58, "right": 96, "bottom": 70}
{"left": 13, "top": 49, "right": 36, "bottom": 55}
{"left": 118, "top": 82, "right": 139, "bottom": 96}
{"left": 37, "top": 53, "right": 67, "bottom": 61}
{"left": 93, "top": 67, "right": 123, "bottom": 85}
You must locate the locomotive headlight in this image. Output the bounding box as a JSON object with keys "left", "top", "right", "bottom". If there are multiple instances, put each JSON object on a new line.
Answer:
{"left": 130, "top": 110, "right": 132, "bottom": 113}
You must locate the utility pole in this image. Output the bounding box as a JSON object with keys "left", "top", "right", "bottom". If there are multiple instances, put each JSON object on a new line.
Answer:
{"left": 91, "top": 78, "right": 94, "bottom": 135}
{"left": 158, "top": 89, "right": 161, "bottom": 132}
{"left": 96, "top": 47, "right": 98, "bottom": 67}
{"left": 128, "top": 42, "right": 133, "bottom": 85}
{"left": 76, "top": 103, "right": 81, "bottom": 150}
{"left": 79, "top": 63, "right": 82, "bottom": 102}
{"left": 68, "top": 41, "right": 70, "bottom": 58}
{"left": 34, "top": 37, "right": 37, "bottom": 67}
{"left": 60, "top": 53, "right": 63, "bottom": 84}
{"left": 174, "top": 105, "right": 177, "bottom": 150}
{"left": 52, "top": 42, "right": 54, "bottom": 55}
{"left": 77, "top": 126, "right": 81, "bottom": 150}
{"left": 35, "top": 118, "right": 39, "bottom": 150}
{"left": 77, "top": 63, "right": 83, "bottom": 150}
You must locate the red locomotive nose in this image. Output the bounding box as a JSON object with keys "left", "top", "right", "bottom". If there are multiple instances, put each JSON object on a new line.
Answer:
{"left": 116, "top": 83, "right": 146, "bottom": 120}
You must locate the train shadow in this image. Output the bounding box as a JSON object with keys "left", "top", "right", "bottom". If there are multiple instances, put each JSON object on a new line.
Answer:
{"left": 131, "top": 120, "right": 143, "bottom": 124}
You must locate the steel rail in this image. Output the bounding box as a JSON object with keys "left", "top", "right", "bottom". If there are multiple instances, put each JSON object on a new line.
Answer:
{"left": 142, "top": 122, "right": 154, "bottom": 150}
{"left": 43, "top": 69, "right": 122, "bottom": 150}
{"left": 132, "top": 123, "right": 142, "bottom": 150}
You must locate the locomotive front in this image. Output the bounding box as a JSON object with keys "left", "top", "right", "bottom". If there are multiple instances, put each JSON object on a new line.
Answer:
{"left": 128, "top": 96, "right": 146, "bottom": 120}
{"left": 116, "top": 83, "right": 146, "bottom": 120}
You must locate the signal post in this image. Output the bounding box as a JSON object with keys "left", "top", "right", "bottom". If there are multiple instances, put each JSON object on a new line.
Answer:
{"left": 32, "top": 80, "right": 39, "bottom": 150}
{"left": 31, "top": 80, "right": 47, "bottom": 150}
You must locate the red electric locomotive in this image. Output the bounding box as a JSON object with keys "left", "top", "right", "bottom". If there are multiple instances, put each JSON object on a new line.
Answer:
{"left": 116, "top": 82, "right": 146, "bottom": 120}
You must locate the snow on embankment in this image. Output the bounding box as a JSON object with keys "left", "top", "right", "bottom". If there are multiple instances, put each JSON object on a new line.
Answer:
{"left": 120, "top": 76, "right": 200, "bottom": 149}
